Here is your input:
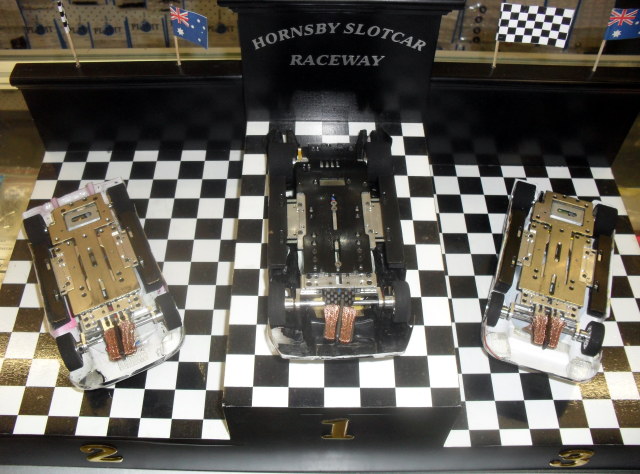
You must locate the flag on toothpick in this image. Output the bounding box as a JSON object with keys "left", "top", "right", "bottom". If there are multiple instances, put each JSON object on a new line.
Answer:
{"left": 604, "top": 8, "right": 640, "bottom": 41}
{"left": 55, "top": 0, "right": 80, "bottom": 68}
{"left": 593, "top": 8, "right": 640, "bottom": 72}
{"left": 170, "top": 6, "right": 208, "bottom": 48}
{"left": 492, "top": 3, "right": 575, "bottom": 68}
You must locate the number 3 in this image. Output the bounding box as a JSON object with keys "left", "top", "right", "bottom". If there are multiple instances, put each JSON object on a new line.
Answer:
{"left": 550, "top": 449, "right": 594, "bottom": 468}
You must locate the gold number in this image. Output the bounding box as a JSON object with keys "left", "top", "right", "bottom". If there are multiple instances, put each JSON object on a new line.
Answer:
{"left": 550, "top": 449, "right": 594, "bottom": 468}
{"left": 321, "top": 418, "right": 354, "bottom": 440}
{"left": 80, "top": 444, "right": 123, "bottom": 463}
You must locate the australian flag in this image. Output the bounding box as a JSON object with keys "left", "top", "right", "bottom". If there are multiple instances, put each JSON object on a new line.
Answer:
{"left": 605, "top": 8, "right": 640, "bottom": 41}
{"left": 170, "top": 6, "right": 208, "bottom": 49}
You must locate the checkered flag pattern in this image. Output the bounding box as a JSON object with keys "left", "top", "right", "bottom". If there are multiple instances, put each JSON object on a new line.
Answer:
{"left": 434, "top": 164, "right": 640, "bottom": 447}
{"left": 224, "top": 121, "right": 461, "bottom": 410}
{"left": 496, "top": 3, "right": 575, "bottom": 48}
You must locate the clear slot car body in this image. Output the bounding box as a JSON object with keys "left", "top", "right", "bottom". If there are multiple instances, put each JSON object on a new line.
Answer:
{"left": 482, "top": 180, "right": 617, "bottom": 381}
{"left": 266, "top": 129, "right": 413, "bottom": 359}
{"left": 23, "top": 178, "right": 184, "bottom": 389}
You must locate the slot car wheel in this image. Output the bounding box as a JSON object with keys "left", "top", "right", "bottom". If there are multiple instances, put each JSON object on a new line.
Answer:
{"left": 581, "top": 321, "right": 605, "bottom": 357}
{"left": 511, "top": 180, "right": 537, "bottom": 211}
{"left": 268, "top": 280, "right": 287, "bottom": 328}
{"left": 56, "top": 333, "right": 84, "bottom": 371}
{"left": 391, "top": 280, "right": 411, "bottom": 324}
{"left": 485, "top": 291, "right": 505, "bottom": 327}
{"left": 593, "top": 204, "right": 618, "bottom": 237}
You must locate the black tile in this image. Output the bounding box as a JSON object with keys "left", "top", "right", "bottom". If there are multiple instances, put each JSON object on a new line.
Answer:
{"left": 237, "top": 219, "right": 264, "bottom": 243}
{"left": 115, "top": 371, "right": 147, "bottom": 389}
{"left": 183, "top": 310, "right": 213, "bottom": 335}
{"left": 418, "top": 271, "right": 448, "bottom": 297}
{"left": 455, "top": 323, "right": 482, "bottom": 348}
{"left": 600, "top": 347, "right": 631, "bottom": 372}
{"left": 214, "top": 285, "right": 232, "bottom": 310}
{"left": 37, "top": 163, "right": 61, "bottom": 180}
{"left": 324, "top": 359, "right": 360, "bottom": 387}
{"left": 485, "top": 195, "right": 509, "bottom": 214}
{"left": 548, "top": 179, "right": 576, "bottom": 197}
{"left": 165, "top": 241, "right": 194, "bottom": 261}
{"left": 141, "top": 390, "right": 175, "bottom": 418}
{"left": 188, "top": 262, "right": 218, "bottom": 285}
{"left": 426, "top": 326, "right": 455, "bottom": 355}
{"left": 288, "top": 388, "right": 324, "bottom": 407}
{"left": 530, "top": 429, "right": 562, "bottom": 446}
{"left": 223, "top": 387, "right": 253, "bottom": 406}
{"left": 150, "top": 180, "right": 177, "bottom": 198}
{"left": 224, "top": 198, "right": 239, "bottom": 218}
{"left": 19, "top": 387, "right": 54, "bottom": 415}
{"left": 231, "top": 269, "right": 260, "bottom": 295}
{"left": 462, "top": 374, "right": 494, "bottom": 401}
{"left": 143, "top": 219, "right": 171, "bottom": 239}
{"left": 172, "top": 199, "right": 199, "bottom": 218}
{"left": 520, "top": 373, "right": 553, "bottom": 400}
{"left": 496, "top": 401, "right": 528, "bottom": 429}
{"left": 555, "top": 400, "right": 588, "bottom": 428}
{"left": 80, "top": 389, "right": 114, "bottom": 417}
{"left": 397, "top": 197, "right": 413, "bottom": 220}
{"left": 227, "top": 325, "right": 256, "bottom": 354}
{"left": 65, "top": 150, "right": 89, "bottom": 162}
{"left": 437, "top": 195, "right": 463, "bottom": 213}
{"left": 168, "top": 285, "right": 188, "bottom": 309}
{"left": 12, "top": 308, "right": 43, "bottom": 332}
{"left": 442, "top": 234, "right": 471, "bottom": 254}
{"left": 613, "top": 400, "right": 640, "bottom": 428}
{"left": 209, "top": 335, "right": 228, "bottom": 362}
{"left": 472, "top": 254, "right": 498, "bottom": 276}
{"left": 394, "top": 356, "right": 429, "bottom": 387}
{"left": 241, "top": 176, "right": 266, "bottom": 196}
{"left": 360, "top": 388, "right": 396, "bottom": 407}
{"left": 458, "top": 177, "right": 483, "bottom": 195}
{"left": 253, "top": 355, "right": 289, "bottom": 387}
{"left": 408, "top": 177, "right": 434, "bottom": 197}
{"left": 44, "top": 417, "right": 78, "bottom": 436}
{"left": 107, "top": 418, "right": 140, "bottom": 437}
{"left": 176, "top": 362, "right": 207, "bottom": 390}
{"left": 130, "top": 162, "right": 156, "bottom": 179}
{"left": 201, "top": 180, "right": 227, "bottom": 198}
{"left": 449, "top": 276, "right": 478, "bottom": 298}
{"left": 219, "top": 240, "right": 236, "bottom": 262}
{"left": 179, "top": 161, "right": 204, "bottom": 179}
{"left": 611, "top": 276, "right": 634, "bottom": 298}
{"left": 469, "top": 430, "right": 501, "bottom": 447}
{"left": 0, "top": 360, "right": 29, "bottom": 386}
{"left": 170, "top": 420, "right": 203, "bottom": 438}
{"left": 413, "top": 221, "right": 440, "bottom": 244}
{"left": 81, "top": 162, "right": 109, "bottom": 180}
{"left": 465, "top": 214, "right": 492, "bottom": 234}
{"left": 194, "top": 219, "right": 222, "bottom": 240}
{"left": 589, "top": 428, "right": 622, "bottom": 445}
{"left": 204, "top": 390, "right": 224, "bottom": 419}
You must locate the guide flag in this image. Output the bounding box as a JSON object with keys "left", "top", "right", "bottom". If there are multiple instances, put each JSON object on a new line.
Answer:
{"left": 604, "top": 8, "right": 640, "bottom": 41}
{"left": 496, "top": 3, "right": 575, "bottom": 48}
{"left": 170, "top": 6, "right": 208, "bottom": 49}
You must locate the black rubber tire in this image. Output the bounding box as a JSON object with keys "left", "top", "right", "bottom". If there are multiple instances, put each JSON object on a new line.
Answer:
{"left": 23, "top": 214, "right": 50, "bottom": 246}
{"left": 156, "top": 292, "right": 182, "bottom": 331}
{"left": 593, "top": 204, "right": 618, "bottom": 237}
{"left": 391, "top": 280, "right": 412, "bottom": 324}
{"left": 485, "top": 291, "right": 504, "bottom": 327}
{"left": 511, "top": 180, "right": 536, "bottom": 212}
{"left": 268, "top": 280, "right": 287, "bottom": 327}
{"left": 581, "top": 321, "right": 605, "bottom": 357}
{"left": 56, "top": 333, "right": 83, "bottom": 371}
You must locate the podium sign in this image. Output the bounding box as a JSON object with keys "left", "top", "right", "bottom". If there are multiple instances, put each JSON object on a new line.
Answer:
{"left": 220, "top": 0, "right": 464, "bottom": 122}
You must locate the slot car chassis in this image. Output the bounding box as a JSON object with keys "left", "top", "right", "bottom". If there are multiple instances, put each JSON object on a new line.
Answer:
{"left": 266, "top": 129, "right": 413, "bottom": 359}
{"left": 23, "top": 178, "right": 184, "bottom": 389}
{"left": 482, "top": 180, "right": 617, "bottom": 381}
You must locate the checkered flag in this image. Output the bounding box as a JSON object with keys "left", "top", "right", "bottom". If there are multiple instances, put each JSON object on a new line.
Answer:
{"left": 496, "top": 3, "right": 575, "bottom": 48}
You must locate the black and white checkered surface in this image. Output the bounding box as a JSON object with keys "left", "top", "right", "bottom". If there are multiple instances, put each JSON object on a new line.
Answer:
{"left": 224, "top": 121, "right": 460, "bottom": 410}
{"left": 496, "top": 3, "right": 575, "bottom": 48}
{"left": 0, "top": 147, "right": 238, "bottom": 439}
{"left": 433, "top": 164, "right": 640, "bottom": 447}
{"left": 0, "top": 121, "right": 639, "bottom": 447}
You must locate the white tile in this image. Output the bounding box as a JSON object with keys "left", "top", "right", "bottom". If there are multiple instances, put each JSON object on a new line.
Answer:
{"left": 461, "top": 194, "right": 488, "bottom": 214}
{"left": 0, "top": 307, "right": 19, "bottom": 332}
{"left": 75, "top": 417, "right": 109, "bottom": 437}
{"left": 19, "top": 283, "right": 41, "bottom": 308}
{"left": 206, "top": 362, "right": 225, "bottom": 391}
{"left": 185, "top": 286, "right": 217, "bottom": 311}
{"left": 546, "top": 167, "right": 572, "bottom": 178}
{"left": 390, "top": 135, "right": 405, "bottom": 156}
{"left": 400, "top": 221, "right": 416, "bottom": 245}
{"left": 43, "top": 151, "right": 66, "bottom": 162}
{"left": 201, "top": 419, "right": 231, "bottom": 440}
{"left": 242, "top": 154, "right": 267, "bottom": 175}
{"left": 401, "top": 123, "right": 425, "bottom": 137}
{"left": 628, "top": 276, "right": 640, "bottom": 298}
{"left": 404, "top": 155, "right": 430, "bottom": 177}
{"left": 110, "top": 389, "right": 145, "bottom": 418}
{"left": 192, "top": 240, "right": 221, "bottom": 263}
{"left": 603, "top": 321, "right": 624, "bottom": 347}
{"left": 153, "top": 161, "right": 181, "bottom": 179}
{"left": 252, "top": 387, "right": 290, "bottom": 407}
{"left": 405, "top": 269, "right": 422, "bottom": 302}
{"left": 57, "top": 162, "right": 85, "bottom": 180}
{"left": 610, "top": 298, "right": 640, "bottom": 322}
{"left": 525, "top": 400, "right": 560, "bottom": 429}
{"left": 174, "top": 179, "right": 203, "bottom": 198}
{"left": 404, "top": 325, "right": 427, "bottom": 356}
{"left": 410, "top": 197, "right": 436, "bottom": 221}
{"left": 438, "top": 213, "right": 467, "bottom": 233}
{"left": 138, "top": 418, "right": 172, "bottom": 438}
{"left": 234, "top": 243, "right": 264, "bottom": 269}
{"left": 465, "top": 401, "right": 499, "bottom": 430}
{"left": 549, "top": 377, "right": 582, "bottom": 400}
{"left": 133, "top": 150, "right": 159, "bottom": 161}
{"left": 148, "top": 239, "right": 167, "bottom": 262}
{"left": 499, "top": 166, "right": 526, "bottom": 178}
{"left": 582, "top": 399, "right": 618, "bottom": 428}
{"left": 5, "top": 332, "right": 39, "bottom": 359}
{"left": 491, "top": 373, "right": 524, "bottom": 400}
{"left": 0, "top": 386, "right": 25, "bottom": 415}
{"left": 25, "top": 359, "right": 60, "bottom": 387}
{"left": 223, "top": 355, "right": 255, "bottom": 387}
{"left": 229, "top": 296, "right": 259, "bottom": 325}
{"left": 481, "top": 177, "right": 508, "bottom": 196}
{"left": 359, "top": 358, "right": 396, "bottom": 388}
{"left": 395, "top": 387, "right": 433, "bottom": 407}
{"left": 203, "top": 160, "right": 230, "bottom": 179}
{"left": 212, "top": 310, "right": 229, "bottom": 336}
{"left": 615, "top": 234, "right": 640, "bottom": 256}
{"left": 322, "top": 135, "right": 350, "bottom": 144}
{"left": 620, "top": 428, "right": 640, "bottom": 445}
{"left": 454, "top": 165, "right": 480, "bottom": 177}
{"left": 238, "top": 196, "right": 266, "bottom": 219}
{"left": 13, "top": 415, "right": 48, "bottom": 435}
{"left": 168, "top": 218, "right": 197, "bottom": 240}
{"left": 124, "top": 179, "right": 153, "bottom": 199}
{"left": 395, "top": 176, "right": 410, "bottom": 198}
{"left": 572, "top": 178, "right": 600, "bottom": 197}
{"left": 451, "top": 298, "right": 482, "bottom": 323}
{"left": 428, "top": 355, "right": 459, "bottom": 388}
{"left": 499, "top": 429, "right": 532, "bottom": 446}
{"left": 178, "top": 335, "right": 212, "bottom": 362}
{"left": 444, "top": 429, "right": 471, "bottom": 447}
{"left": 559, "top": 428, "right": 593, "bottom": 445}
{"left": 445, "top": 254, "right": 475, "bottom": 276}
{"left": 194, "top": 198, "right": 225, "bottom": 219}
{"left": 225, "top": 178, "right": 241, "bottom": 199}
{"left": 181, "top": 150, "right": 207, "bottom": 161}
{"left": 458, "top": 347, "right": 491, "bottom": 374}
{"left": 106, "top": 162, "right": 132, "bottom": 180}
{"left": 2, "top": 261, "right": 32, "bottom": 284}
{"left": 324, "top": 387, "right": 361, "bottom": 407}
{"left": 604, "top": 372, "right": 639, "bottom": 400}
{"left": 255, "top": 325, "right": 277, "bottom": 356}
{"left": 221, "top": 218, "right": 238, "bottom": 240}
{"left": 422, "top": 297, "right": 452, "bottom": 326}
{"left": 295, "top": 121, "right": 323, "bottom": 136}
{"left": 415, "top": 244, "right": 444, "bottom": 271}
{"left": 48, "top": 387, "right": 84, "bottom": 416}
{"left": 434, "top": 177, "right": 460, "bottom": 195}
{"left": 161, "top": 262, "right": 191, "bottom": 285}
{"left": 145, "top": 198, "right": 174, "bottom": 219}
{"left": 468, "top": 234, "right": 496, "bottom": 255}
{"left": 216, "top": 261, "right": 234, "bottom": 286}
{"left": 625, "top": 346, "right": 640, "bottom": 372}
{"left": 246, "top": 121, "right": 270, "bottom": 135}
{"left": 144, "top": 361, "right": 179, "bottom": 390}
{"left": 172, "top": 390, "right": 206, "bottom": 419}
{"left": 30, "top": 180, "right": 57, "bottom": 200}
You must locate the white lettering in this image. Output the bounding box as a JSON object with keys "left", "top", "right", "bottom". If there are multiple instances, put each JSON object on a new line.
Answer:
{"left": 354, "top": 24, "right": 366, "bottom": 35}
{"left": 304, "top": 24, "right": 314, "bottom": 35}
{"left": 252, "top": 36, "right": 266, "bottom": 50}
{"left": 290, "top": 54, "right": 302, "bottom": 65}
{"left": 278, "top": 29, "right": 290, "bottom": 42}
{"left": 413, "top": 39, "right": 426, "bottom": 51}
{"left": 344, "top": 23, "right": 355, "bottom": 34}
{"left": 289, "top": 54, "right": 386, "bottom": 67}
{"left": 317, "top": 55, "right": 329, "bottom": 65}
{"left": 391, "top": 32, "right": 404, "bottom": 43}
{"left": 371, "top": 55, "right": 385, "bottom": 66}
{"left": 265, "top": 32, "right": 278, "bottom": 45}
{"left": 328, "top": 23, "right": 341, "bottom": 34}
{"left": 380, "top": 27, "right": 393, "bottom": 40}
{"left": 316, "top": 23, "right": 327, "bottom": 34}
{"left": 367, "top": 26, "right": 381, "bottom": 37}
